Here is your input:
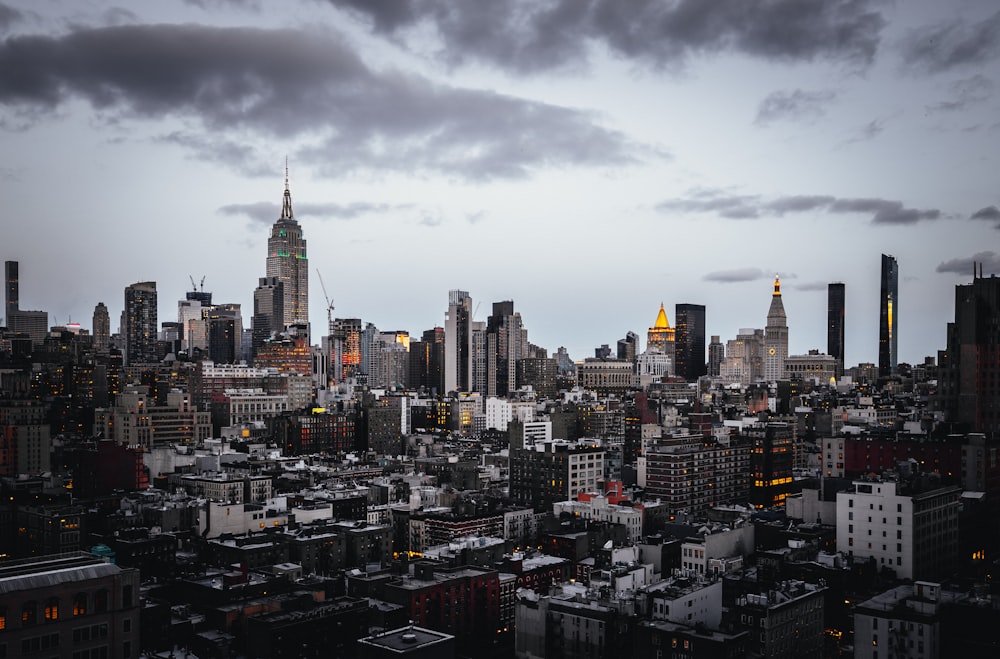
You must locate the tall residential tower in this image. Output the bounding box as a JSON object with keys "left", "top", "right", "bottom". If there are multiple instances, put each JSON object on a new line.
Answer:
{"left": 124, "top": 281, "right": 158, "bottom": 365}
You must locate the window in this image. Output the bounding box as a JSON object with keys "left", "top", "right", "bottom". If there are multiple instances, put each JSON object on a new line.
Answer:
{"left": 94, "top": 591, "right": 108, "bottom": 614}
{"left": 43, "top": 600, "right": 58, "bottom": 622}
{"left": 21, "top": 603, "right": 36, "bottom": 627}
{"left": 123, "top": 619, "right": 131, "bottom": 633}
{"left": 73, "top": 594, "right": 87, "bottom": 617}
{"left": 0, "top": 607, "right": 5, "bottom": 631}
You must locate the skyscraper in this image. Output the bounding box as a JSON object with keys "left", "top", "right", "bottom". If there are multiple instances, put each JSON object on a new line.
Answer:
{"left": 124, "top": 281, "right": 157, "bottom": 365}
{"left": 486, "top": 301, "right": 527, "bottom": 397}
{"left": 252, "top": 276, "right": 284, "bottom": 359}
{"left": 939, "top": 266, "right": 1000, "bottom": 434}
{"left": 674, "top": 303, "right": 706, "bottom": 381}
{"left": 265, "top": 166, "right": 308, "bottom": 331}
{"left": 708, "top": 335, "right": 724, "bottom": 377}
{"left": 879, "top": 254, "right": 898, "bottom": 378}
{"left": 93, "top": 302, "right": 110, "bottom": 353}
{"left": 3, "top": 260, "right": 48, "bottom": 345}
{"left": 827, "top": 282, "right": 845, "bottom": 376}
{"left": 444, "top": 290, "right": 473, "bottom": 393}
{"left": 763, "top": 276, "right": 788, "bottom": 382}
{"left": 4, "top": 260, "right": 16, "bottom": 325}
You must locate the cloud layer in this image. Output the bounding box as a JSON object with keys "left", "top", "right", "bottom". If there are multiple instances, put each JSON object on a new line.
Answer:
{"left": 755, "top": 89, "right": 837, "bottom": 125}
{"left": 218, "top": 200, "right": 408, "bottom": 224}
{"left": 326, "top": 0, "right": 887, "bottom": 72}
{"left": 658, "top": 190, "right": 942, "bottom": 225}
{"left": 0, "top": 23, "right": 642, "bottom": 179}
{"left": 901, "top": 10, "right": 1000, "bottom": 74}
{"left": 936, "top": 250, "right": 1000, "bottom": 276}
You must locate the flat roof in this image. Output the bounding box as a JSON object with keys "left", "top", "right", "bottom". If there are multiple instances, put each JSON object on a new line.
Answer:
{"left": 359, "top": 626, "right": 453, "bottom": 653}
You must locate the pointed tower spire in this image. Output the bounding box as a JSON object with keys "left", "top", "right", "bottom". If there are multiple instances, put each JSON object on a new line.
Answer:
{"left": 280, "top": 158, "right": 294, "bottom": 220}
{"left": 773, "top": 275, "right": 781, "bottom": 296}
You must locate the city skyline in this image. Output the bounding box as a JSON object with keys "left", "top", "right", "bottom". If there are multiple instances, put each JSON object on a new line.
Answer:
{"left": 1, "top": 1, "right": 999, "bottom": 365}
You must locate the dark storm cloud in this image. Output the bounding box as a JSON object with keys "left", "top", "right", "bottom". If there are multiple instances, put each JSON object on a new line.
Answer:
{"left": 936, "top": 251, "right": 1000, "bottom": 276}
{"left": 658, "top": 191, "right": 942, "bottom": 226}
{"left": 754, "top": 89, "right": 837, "bottom": 126}
{"left": 970, "top": 205, "right": 1000, "bottom": 223}
{"left": 0, "top": 23, "right": 641, "bottom": 179}
{"left": 927, "top": 75, "right": 994, "bottom": 113}
{"left": 325, "top": 0, "right": 886, "bottom": 73}
{"left": 900, "top": 10, "right": 1000, "bottom": 74}
{"left": 826, "top": 198, "right": 940, "bottom": 224}
{"left": 218, "top": 200, "right": 406, "bottom": 224}
{"left": 704, "top": 268, "right": 766, "bottom": 283}
{"left": 0, "top": 3, "right": 22, "bottom": 33}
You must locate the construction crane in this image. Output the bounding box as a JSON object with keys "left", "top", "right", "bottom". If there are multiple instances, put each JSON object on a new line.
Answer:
{"left": 316, "top": 269, "right": 334, "bottom": 334}
{"left": 188, "top": 275, "right": 206, "bottom": 292}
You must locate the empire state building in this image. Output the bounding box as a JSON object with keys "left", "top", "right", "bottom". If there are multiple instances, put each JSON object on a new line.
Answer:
{"left": 266, "top": 168, "right": 309, "bottom": 330}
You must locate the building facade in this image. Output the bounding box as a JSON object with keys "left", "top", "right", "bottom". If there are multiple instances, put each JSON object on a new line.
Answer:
{"left": 124, "top": 280, "right": 157, "bottom": 365}
{"left": 674, "top": 303, "right": 706, "bottom": 381}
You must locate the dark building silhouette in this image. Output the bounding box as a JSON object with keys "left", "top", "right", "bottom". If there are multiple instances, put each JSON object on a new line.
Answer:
{"left": 252, "top": 276, "right": 284, "bottom": 359}
{"left": 4, "top": 260, "right": 48, "bottom": 345}
{"left": 675, "top": 303, "right": 706, "bottom": 381}
{"left": 940, "top": 269, "right": 1000, "bottom": 434}
{"left": 708, "top": 335, "right": 723, "bottom": 377}
{"left": 827, "top": 282, "right": 845, "bottom": 376}
{"left": 445, "top": 289, "right": 472, "bottom": 392}
{"left": 879, "top": 254, "right": 898, "bottom": 378}
{"left": 92, "top": 302, "right": 110, "bottom": 354}
{"left": 486, "top": 301, "right": 526, "bottom": 397}
{"left": 617, "top": 331, "right": 638, "bottom": 362}
{"left": 409, "top": 327, "right": 444, "bottom": 393}
{"left": 743, "top": 421, "right": 795, "bottom": 509}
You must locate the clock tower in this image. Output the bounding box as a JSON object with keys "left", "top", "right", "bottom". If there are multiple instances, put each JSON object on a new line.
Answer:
{"left": 764, "top": 276, "right": 788, "bottom": 382}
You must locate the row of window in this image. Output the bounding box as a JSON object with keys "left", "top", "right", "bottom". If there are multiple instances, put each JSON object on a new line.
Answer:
{"left": 1, "top": 591, "right": 113, "bottom": 630}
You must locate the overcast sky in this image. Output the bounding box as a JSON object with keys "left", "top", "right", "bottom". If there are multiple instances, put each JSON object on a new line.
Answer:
{"left": 1, "top": 0, "right": 998, "bottom": 367}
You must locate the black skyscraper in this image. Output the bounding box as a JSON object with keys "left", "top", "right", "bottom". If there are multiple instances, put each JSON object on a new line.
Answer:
{"left": 4, "top": 260, "right": 17, "bottom": 324}
{"left": 940, "top": 268, "right": 1000, "bottom": 434}
{"left": 675, "top": 303, "right": 707, "bottom": 381}
{"left": 879, "top": 254, "right": 898, "bottom": 378}
{"left": 828, "top": 283, "right": 845, "bottom": 375}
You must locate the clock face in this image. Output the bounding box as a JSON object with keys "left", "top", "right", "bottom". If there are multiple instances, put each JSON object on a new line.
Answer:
{"left": 768, "top": 348, "right": 776, "bottom": 356}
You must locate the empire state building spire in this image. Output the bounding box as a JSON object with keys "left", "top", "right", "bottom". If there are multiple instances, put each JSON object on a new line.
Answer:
{"left": 281, "top": 158, "right": 294, "bottom": 220}
{"left": 266, "top": 161, "right": 308, "bottom": 330}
